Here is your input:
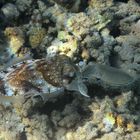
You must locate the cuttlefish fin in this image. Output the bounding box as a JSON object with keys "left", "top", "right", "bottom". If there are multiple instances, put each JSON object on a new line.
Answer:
{"left": 66, "top": 78, "right": 89, "bottom": 97}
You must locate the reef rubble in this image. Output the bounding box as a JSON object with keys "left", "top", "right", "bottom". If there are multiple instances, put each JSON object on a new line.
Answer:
{"left": 0, "top": 0, "right": 140, "bottom": 140}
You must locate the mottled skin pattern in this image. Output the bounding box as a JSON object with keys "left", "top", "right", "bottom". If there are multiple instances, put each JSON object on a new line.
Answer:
{"left": 6, "top": 62, "right": 41, "bottom": 94}
{"left": 36, "top": 55, "right": 77, "bottom": 87}
{"left": 0, "top": 55, "right": 80, "bottom": 99}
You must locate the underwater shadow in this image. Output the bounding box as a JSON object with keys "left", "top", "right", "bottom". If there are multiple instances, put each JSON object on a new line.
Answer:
{"left": 88, "top": 84, "right": 122, "bottom": 99}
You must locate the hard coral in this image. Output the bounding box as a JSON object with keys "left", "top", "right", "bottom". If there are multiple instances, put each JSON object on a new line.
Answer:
{"left": 65, "top": 121, "right": 98, "bottom": 140}
{"left": 58, "top": 31, "right": 78, "bottom": 58}
{"left": 29, "top": 27, "right": 46, "bottom": 48}
{"left": 65, "top": 12, "right": 93, "bottom": 39}
{"left": 47, "top": 31, "right": 78, "bottom": 58}
{"left": 116, "top": 115, "right": 125, "bottom": 128}
{"left": 102, "top": 112, "right": 116, "bottom": 132}
{"left": 88, "top": 0, "right": 113, "bottom": 9}
{"left": 4, "top": 27, "right": 29, "bottom": 58}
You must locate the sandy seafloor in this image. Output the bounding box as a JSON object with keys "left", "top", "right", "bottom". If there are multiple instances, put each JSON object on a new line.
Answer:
{"left": 0, "top": 0, "right": 140, "bottom": 140}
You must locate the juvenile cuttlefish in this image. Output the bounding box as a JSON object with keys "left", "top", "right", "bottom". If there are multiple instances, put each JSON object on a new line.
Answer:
{"left": 0, "top": 55, "right": 88, "bottom": 104}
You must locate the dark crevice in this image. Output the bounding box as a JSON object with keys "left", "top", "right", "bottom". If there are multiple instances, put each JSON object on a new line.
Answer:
{"left": 79, "top": 0, "right": 88, "bottom": 12}
{"left": 109, "top": 25, "right": 121, "bottom": 37}
{"left": 20, "top": 132, "right": 27, "bottom": 140}
{"left": 0, "top": 1, "right": 4, "bottom": 8}
{"left": 36, "top": 93, "right": 74, "bottom": 115}
{"left": 31, "top": 49, "right": 44, "bottom": 59}
{"left": 88, "top": 84, "right": 121, "bottom": 98}
{"left": 41, "top": 0, "right": 54, "bottom": 6}
{"left": 17, "top": 11, "right": 32, "bottom": 25}
{"left": 52, "top": 0, "right": 88, "bottom": 12}
{"left": 135, "top": 0, "right": 140, "bottom": 5}
{"left": 88, "top": 57, "right": 97, "bottom": 63}
{"left": 17, "top": 0, "right": 38, "bottom": 26}
{"left": 109, "top": 51, "right": 120, "bottom": 67}
{"left": 114, "top": 0, "right": 129, "bottom": 3}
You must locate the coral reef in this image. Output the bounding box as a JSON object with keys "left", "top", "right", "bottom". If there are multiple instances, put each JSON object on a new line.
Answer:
{"left": 0, "top": 0, "right": 140, "bottom": 140}
{"left": 65, "top": 12, "right": 93, "bottom": 39}
{"left": 88, "top": 0, "right": 113, "bottom": 9}
{"left": 0, "top": 27, "right": 31, "bottom": 70}
{"left": 47, "top": 31, "right": 78, "bottom": 58}
{"left": 4, "top": 27, "right": 26, "bottom": 57}
{"left": 0, "top": 108, "right": 25, "bottom": 140}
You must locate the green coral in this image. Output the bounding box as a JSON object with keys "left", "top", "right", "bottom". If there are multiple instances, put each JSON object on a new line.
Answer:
{"left": 29, "top": 27, "right": 46, "bottom": 48}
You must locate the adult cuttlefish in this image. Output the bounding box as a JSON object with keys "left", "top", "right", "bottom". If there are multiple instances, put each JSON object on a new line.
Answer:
{"left": 0, "top": 55, "right": 139, "bottom": 104}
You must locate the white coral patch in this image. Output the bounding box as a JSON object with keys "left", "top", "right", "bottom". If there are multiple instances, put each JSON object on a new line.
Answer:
{"left": 47, "top": 45, "right": 59, "bottom": 57}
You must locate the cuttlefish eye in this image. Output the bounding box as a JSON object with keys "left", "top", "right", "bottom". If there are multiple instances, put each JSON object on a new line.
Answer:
{"left": 62, "top": 64, "right": 76, "bottom": 85}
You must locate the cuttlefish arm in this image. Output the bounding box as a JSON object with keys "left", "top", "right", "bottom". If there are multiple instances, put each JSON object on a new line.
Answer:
{"left": 0, "top": 88, "right": 65, "bottom": 106}
{"left": 0, "top": 53, "right": 32, "bottom": 71}
{"left": 65, "top": 72, "right": 89, "bottom": 97}
{"left": 82, "top": 63, "right": 136, "bottom": 87}
{"left": 0, "top": 94, "right": 25, "bottom": 106}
